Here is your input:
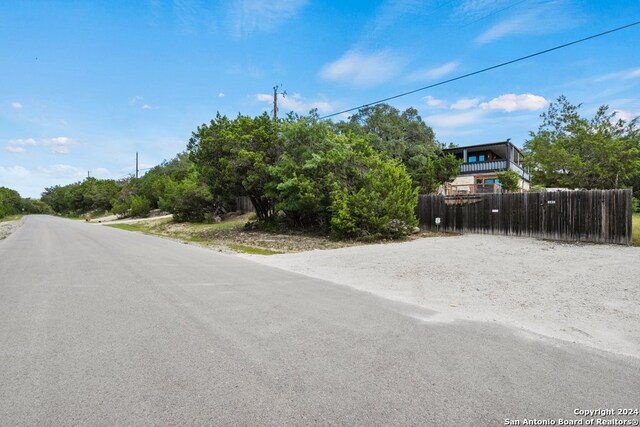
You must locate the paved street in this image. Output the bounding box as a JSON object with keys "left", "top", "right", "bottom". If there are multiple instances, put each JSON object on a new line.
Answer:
{"left": 0, "top": 216, "right": 638, "bottom": 426}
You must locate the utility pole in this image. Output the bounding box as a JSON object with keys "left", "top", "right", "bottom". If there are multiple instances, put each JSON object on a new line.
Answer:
{"left": 272, "top": 85, "right": 286, "bottom": 122}
{"left": 135, "top": 152, "right": 139, "bottom": 179}
{"left": 87, "top": 171, "right": 90, "bottom": 179}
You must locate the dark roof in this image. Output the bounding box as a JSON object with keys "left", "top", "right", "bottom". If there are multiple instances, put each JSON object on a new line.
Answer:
{"left": 443, "top": 140, "right": 525, "bottom": 156}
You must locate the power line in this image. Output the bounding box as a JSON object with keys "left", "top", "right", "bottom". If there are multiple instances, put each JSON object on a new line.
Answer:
{"left": 319, "top": 20, "right": 640, "bottom": 120}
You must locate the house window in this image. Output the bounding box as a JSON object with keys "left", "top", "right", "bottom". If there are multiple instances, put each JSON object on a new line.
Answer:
{"left": 477, "top": 178, "right": 501, "bottom": 185}
{"left": 468, "top": 155, "right": 477, "bottom": 163}
{"left": 479, "top": 154, "right": 486, "bottom": 162}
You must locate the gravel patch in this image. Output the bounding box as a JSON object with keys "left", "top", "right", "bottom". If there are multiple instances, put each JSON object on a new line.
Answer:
{"left": 243, "top": 234, "right": 640, "bottom": 358}
{"left": 0, "top": 218, "right": 23, "bottom": 240}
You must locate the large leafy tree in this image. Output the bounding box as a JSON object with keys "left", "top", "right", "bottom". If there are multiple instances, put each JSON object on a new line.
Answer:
{"left": 41, "top": 178, "right": 120, "bottom": 214}
{"left": 524, "top": 96, "right": 640, "bottom": 190}
{"left": 187, "top": 113, "right": 279, "bottom": 220}
{"left": 341, "top": 104, "right": 460, "bottom": 193}
{"left": 0, "top": 187, "right": 23, "bottom": 218}
{"left": 269, "top": 115, "right": 418, "bottom": 237}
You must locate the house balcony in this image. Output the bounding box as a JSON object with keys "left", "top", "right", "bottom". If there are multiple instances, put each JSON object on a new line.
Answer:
{"left": 459, "top": 160, "right": 530, "bottom": 181}
{"left": 446, "top": 183, "right": 503, "bottom": 195}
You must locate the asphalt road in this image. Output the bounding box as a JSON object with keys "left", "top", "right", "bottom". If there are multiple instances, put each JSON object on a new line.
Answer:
{"left": 0, "top": 216, "right": 638, "bottom": 426}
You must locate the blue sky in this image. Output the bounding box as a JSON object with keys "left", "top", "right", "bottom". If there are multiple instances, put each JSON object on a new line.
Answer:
{"left": 1, "top": 0, "right": 639, "bottom": 197}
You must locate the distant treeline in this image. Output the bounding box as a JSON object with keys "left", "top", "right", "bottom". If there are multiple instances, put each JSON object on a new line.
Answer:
{"left": 36, "top": 97, "right": 640, "bottom": 238}
{"left": 40, "top": 104, "right": 461, "bottom": 238}
{"left": 0, "top": 186, "right": 52, "bottom": 219}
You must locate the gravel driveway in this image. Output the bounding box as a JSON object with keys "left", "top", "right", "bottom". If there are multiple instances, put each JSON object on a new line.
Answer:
{"left": 244, "top": 234, "right": 640, "bottom": 358}
{"left": 0, "top": 218, "right": 22, "bottom": 240}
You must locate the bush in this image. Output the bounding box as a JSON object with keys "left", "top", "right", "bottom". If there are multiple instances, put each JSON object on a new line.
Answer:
{"left": 329, "top": 158, "right": 418, "bottom": 239}
{"left": 22, "top": 199, "right": 53, "bottom": 214}
{"left": 496, "top": 170, "right": 521, "bottom": 192}
{"left": 269, "top": 120, "right": 418, "bottom": 239}
{"left": 111, "top": 199, "right": 130, "bottom": 216}
{"left": 633, "top": 197, "right": 640, "bottom": 213}
{"left": 0, "top": 186, "right": 23, "bottom": 218}
{"left": 129, "top": 195, "right": 151, "bottom": 217}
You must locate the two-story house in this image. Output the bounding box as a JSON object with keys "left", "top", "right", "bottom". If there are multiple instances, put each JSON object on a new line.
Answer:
{"left": 443, "top": 140, "right": 531, "bottom": 195}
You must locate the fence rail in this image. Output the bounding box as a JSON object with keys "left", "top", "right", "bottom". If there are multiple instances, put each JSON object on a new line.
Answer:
{"left": 417, "top": 190, "right": 633, "bottom": 245}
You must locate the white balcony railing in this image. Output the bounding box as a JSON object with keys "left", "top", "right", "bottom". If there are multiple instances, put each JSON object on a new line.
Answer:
{"left": 460, "top": 160, "right": 507, "bottom": 173}
{"left": 459, "top": 160, "right": 530, "bottom": 181}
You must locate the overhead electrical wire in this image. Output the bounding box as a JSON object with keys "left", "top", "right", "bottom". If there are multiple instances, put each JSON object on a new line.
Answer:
{"left": 319, "top": 20, "right": 640, "bottom": 120}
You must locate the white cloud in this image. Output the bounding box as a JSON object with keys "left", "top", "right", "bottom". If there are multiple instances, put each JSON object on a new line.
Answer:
{"left": 456, "top": 0, "right": 512, "bottom": 17}
{"left": 0, "top": 165, "right": 31, "bottom": 179}
{"left": 451, "top": 97, "right": 481, "bottom": 110}
{"left": 6, "top": 146, "right": 25, "bottom": 153}
{"left": 320, "top": 50, "right": 404, "bottom": 87}
{"left": 480, "top": 93, "right": 548, "bottom": 112}
{"left": 408, "top": 61, "right": 459, "bottom": 81}
{"left": 39, "top": 164, "right": 86, "bottom": 179}
{"left": 231, "top": 0, "right": 308, "bottom": 37}
{"left": 50, "top": 146, "right": 70, "bottom": 154}
{"left": 424, "top": 96, "right": 445, "bottom": 108}
{"left": 475, "top": 13, "right": 532, "bottom": 45}
{"left": 128, "top": 95, "right": 143, "bottom": 105}
{"left": 92, "top": 168, "right": 111, "bottom": 178}
{"left": 11, "top": 102, "right": 23, "bottom": 110}
{"left": 49, "top": 137, "right": 74, "bottom": 145}
{"left": 8, "top": 138, "right": 37, "bottom": 146}
{"left": 612, "top": 109, "right": 639, "bottom": 122}
{"left": 594, "top": 68, "right": 640, "bottom": 83}
{"left": 42, "top": 136, "right": 78, "bottom": 154}
{"left": 141, "top": 104, "right": 154, "bottom": 110}
{"left": 256, "top": 93, "right": 271, "bottom": 103}
{"left": 255, "top": 92, "right": 333, "bottom": 114}
{"left": 426, "top": 109, "right": 486, "bottom": 128}
{"left": 373, "top": 0, "right": 427, "bottom": 31}
{"left": 472, "top": 1, "right": 579, "bottom": 45}
{"left": 218, "top": 92, "right": 225, "bottom": 97}
{"left": 7, "top": 136, "right": 78, "bottom": 154}
{"left": 425, "top": 92, "right": 548, "bottom": 128}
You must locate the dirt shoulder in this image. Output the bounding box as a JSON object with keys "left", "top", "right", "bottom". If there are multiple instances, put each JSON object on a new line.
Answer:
{"left": 244, "top": 234, "right": 640, "bottom": 358}
{"left": 0, "top": 216, "right": 24, "bottom": 240}
{"left": 101, "top": 214, "right": 447, "bottom": 254}
{"left": 100, "top": 214, "right": 640, "bottom": 358}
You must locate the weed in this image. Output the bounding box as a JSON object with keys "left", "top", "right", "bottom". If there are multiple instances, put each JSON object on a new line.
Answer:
{"left": 0, "top": 214, "right": 23, "bottom": 223}
{"left": 227, "top": 244, "right": 280, "bottom": 255}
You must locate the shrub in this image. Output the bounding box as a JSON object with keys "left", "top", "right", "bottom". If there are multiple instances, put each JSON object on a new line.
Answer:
{"left": 168, "top": 169, "right": 217, "bottom": 223}
{"left": 329, "top": 158, "right": 418, "bottom": 239}
{"left": 129, "top": 195, "right": 151, "bottom": 217}
{"left": 496, "top": 169, "right": 521, "bottom": 192}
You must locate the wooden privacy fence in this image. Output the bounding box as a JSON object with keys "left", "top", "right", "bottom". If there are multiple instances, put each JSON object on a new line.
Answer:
{"left": 235, "top": 196, "right": 255, "bottom": 214}
{"left": 416, "top": 190, "right": 633, "bottom": 245}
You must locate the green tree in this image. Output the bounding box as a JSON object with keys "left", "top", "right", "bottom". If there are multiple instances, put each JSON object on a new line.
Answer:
{"left": 0, "top": 187, "right": 23, "bottom": 218}
{"left": 137, "top": 152, "right": 192, "bottom": 209}
{"left": 22, "top": 199, "right": 53, "bottom": 214}
{"left": 129, "top": 195, "right": 151, "bottom": 217}
{"left": 188, "top": 113, "right": 279, "bottom": 220}
{"left": 343, "top": 104, "right": 460, "bottom": 193}
{"left": 524, "top": 96, "right": 640, "bottom": 189}
{"left": 269, "top": 116, "right": 418, "bottom": 237}
{"left": 496, "top": 170, "right": 521, "bottom": 192}
{"left": 162, "top": 168, "right": 217, "bottom": 223}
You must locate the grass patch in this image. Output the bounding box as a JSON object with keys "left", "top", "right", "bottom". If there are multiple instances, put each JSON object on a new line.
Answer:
{"left": 633, "top": 214, "right": 640, "bottom": 246}
{"left": 106, "top": 223, "right": 154, "bottom": 234}
{"left": 101, "top": 213, "right": 445, "bottom": 254}
{"left": 0, "top": 214, "right": 23, "bottom": 223}
{"left": 227, "top": 243, "right": 281, "bottom": 255}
